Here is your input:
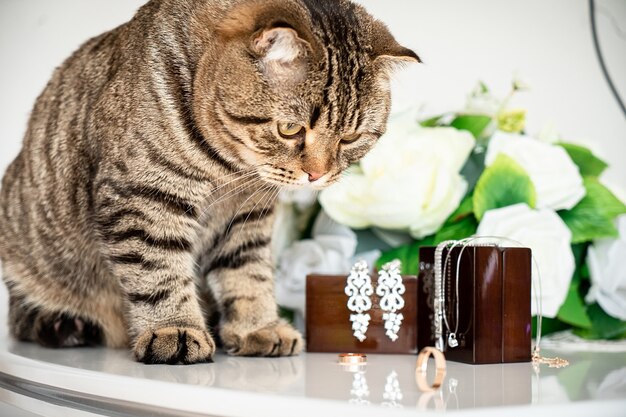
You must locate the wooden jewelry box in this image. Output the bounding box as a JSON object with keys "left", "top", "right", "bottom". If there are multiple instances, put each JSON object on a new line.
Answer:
{"left": 306, "top": 273, "right": 418, "bottom": 354}
{"left": 417, "top": 245, "right": 532, "bottom": 364}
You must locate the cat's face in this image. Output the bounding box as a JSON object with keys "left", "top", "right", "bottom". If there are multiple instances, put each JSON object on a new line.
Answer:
{"left": 195, "top": 0, "right": 419, "bottom": 189}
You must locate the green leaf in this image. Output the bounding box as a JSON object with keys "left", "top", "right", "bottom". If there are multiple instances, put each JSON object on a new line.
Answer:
{"left": 571, "top": 243, "right": 589, "bottom": 267}
{"left": 420, "top": 115, "right": 446, "bottom": 127}
{"left": 593, "top": 183, "right": 626, "bottom": 220}
{"left": 451, "top": 194, "right": 474, "bottom": 220}
{"left": 573, "top": 303, "right": 626, "bottom": 340}
{"left": 434, "top": 216, "right": 478, "bottom": 244}
{"left": 532, "top": 316, "right": 570, "bottom": 338}
{"left": 460, "top": 149, "right": 487, "bottom": 193}
{"left": 557, "top": 142, "right": 608, "bottom": 177}
{"left": 580, "top": 263, "right": 590, "bottom": 281}
{"left": 473, "top": 154, "right": 536, "bottom": 220}
{"left": 560, "top": 207, "right": 616, "bottom": 244}
{"left": 556, "top": 281, "right": 592, "bottom": 329}
{"left": 571, "top": 243, "right": 591, "bottom": 283}
{"left": 559, "top": 177, "right": 626, "bottom": 243}
{"left": 376, "top": 235, "right": 435, "bottom": 275}
{"left": 450, "top": 115, "right": 492, "bottom": 139}
{"left": 434, "top": 195, "right": 478, "bottom": 243}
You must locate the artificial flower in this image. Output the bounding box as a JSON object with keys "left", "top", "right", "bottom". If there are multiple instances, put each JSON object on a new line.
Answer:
{"left": 464, "top": 82, "right": 501, "bottom": 117}
{"left": 477, "top": 203, "right": 575, "bottom": 318}
{"left": 320, "top": 114, "right": 475, "bottom": 239}
{"left": 275, "top": 211, "right": 380, "bottom": 317}
{"left": 485, "top": 131, "right": 585, "bottom": 210}
{"left": 496, "top": 109, "right": 526, "bottom": 133}
{"left": 586, "top": 215, "right": 626, "bottom": 320}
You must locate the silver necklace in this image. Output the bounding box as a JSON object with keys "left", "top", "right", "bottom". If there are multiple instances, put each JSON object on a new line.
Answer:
{"left": 433, "top": 240, "right": 458, "bottom": 351}
{"left": 440, "top": 238, "right": 498, "bottom": 348}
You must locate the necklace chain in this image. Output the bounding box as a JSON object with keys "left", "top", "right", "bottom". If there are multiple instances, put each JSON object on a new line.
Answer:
{"left": 436, "top": 239, "right": 497, "bottom": 349}
{"left": 431, "top": 237, "right": 569, "bottom": 369}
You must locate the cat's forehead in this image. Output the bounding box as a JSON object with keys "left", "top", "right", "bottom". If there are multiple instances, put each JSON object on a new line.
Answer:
{"left": 298, "top": 1, "right": 376, "bottom": 133}
{"left": 303, "top": 0, "right": 371, "bottom": 53}
{"left": 301, "top": 0, "right": 367, "bottom": 27}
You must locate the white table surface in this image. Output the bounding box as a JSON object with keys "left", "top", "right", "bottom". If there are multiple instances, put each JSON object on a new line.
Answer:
{"left": 0, "top": 328, "right": 625, "bottom": 417}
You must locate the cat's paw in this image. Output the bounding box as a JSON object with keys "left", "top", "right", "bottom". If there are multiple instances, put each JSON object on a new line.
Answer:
{"left": 221, "top": 321, "right": 303, "bottom": 357}
{"left": 35, "top": 313, "right": 102, "bottom": 348}
{"left": 134, "top": 327, "right": 215, "bottom": 364}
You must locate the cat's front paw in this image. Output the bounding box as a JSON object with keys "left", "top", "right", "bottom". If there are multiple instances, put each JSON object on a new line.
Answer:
{"left": 221, "top": 320, "right": 303, "bottom": 357}
{"left": 134, "top": 327, "right": 215, "bottom": 364}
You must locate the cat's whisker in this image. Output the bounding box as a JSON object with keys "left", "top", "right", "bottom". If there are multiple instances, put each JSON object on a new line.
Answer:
{"left": 198, "top": 176, "right": 263, "bottom": 219}
{"left": 259, "top": 185, "right": 281, "bottom": 222}
{"left": 198, "top": 165, "right": 274, "bottom": 220}
{"left": 204, "top": 178, "right": 262, "bottom": 211}
{"left": 229, "top": 185, "right": 276, "bottom": 249}
{"left": 204, "top": 163, "right": 267, "bottom": 197}
{"left": 224, "top": 182, "right": 273, "bottom": 237}
{"left": 207, "top": 173, "right": 260, "bottom": 199}
{"left": 210, "top": 164, "right": 263, "bottom": 185}
{"left": 208, "top": 170, "right": 259, "bottom": 195}
{"left": 197, "top": 164, "right": 271, "bottom": 213}
{"left": 234, "top": 184, "right": 279, "bottom": 245}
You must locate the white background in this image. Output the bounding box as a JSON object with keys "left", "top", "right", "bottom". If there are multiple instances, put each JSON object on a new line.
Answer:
{"left": 0, "top": 0, "right": 625, "bottom": 319}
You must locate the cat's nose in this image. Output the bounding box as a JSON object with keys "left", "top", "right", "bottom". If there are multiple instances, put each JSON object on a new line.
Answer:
{"left": 305, "top": 170, "right": 325, "bottom": 182}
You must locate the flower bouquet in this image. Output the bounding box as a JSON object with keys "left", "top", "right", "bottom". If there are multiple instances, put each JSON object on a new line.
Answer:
{"left": 275, "top": 81, "right": 626, "bottom": 340}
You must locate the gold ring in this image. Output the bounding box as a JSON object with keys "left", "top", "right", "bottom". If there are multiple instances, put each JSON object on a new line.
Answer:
{"left": 338, "top": 353, "right": 367, "bottom": 365}
{"left": 415, "top": 347, "right": 446, "bottom": 392}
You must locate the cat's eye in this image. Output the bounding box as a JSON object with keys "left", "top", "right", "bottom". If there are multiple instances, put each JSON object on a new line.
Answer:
{"left": 340, "top": 134, "right": 361, "bottom": 145}
{"left": 277, "top": 122, "right": 305, "bottom": 139}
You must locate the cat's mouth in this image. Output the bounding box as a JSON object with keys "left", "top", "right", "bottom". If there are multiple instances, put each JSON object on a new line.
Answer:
{"left": 257, "top": 166, "right": 340, "bottom": 190}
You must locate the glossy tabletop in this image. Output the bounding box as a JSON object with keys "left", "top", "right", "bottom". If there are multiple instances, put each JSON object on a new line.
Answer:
{"left": 0, "top": 328, "right": 625, "bottom": 417}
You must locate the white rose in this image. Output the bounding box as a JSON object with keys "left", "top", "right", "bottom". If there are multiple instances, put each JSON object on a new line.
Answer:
{"left": 320, "top": 115, "right": 475, "bottom": 239}
{"left": 586, "top": 215, "right": 626, "bottom": 320}
{"left": 275, "top": 211, "right": 380, "bottom": 316}
{"left": 477, "top": 203, "right": 575, "bottom": 318}
{"left": 485, "top": 132, "right": 585, "bottom": 210}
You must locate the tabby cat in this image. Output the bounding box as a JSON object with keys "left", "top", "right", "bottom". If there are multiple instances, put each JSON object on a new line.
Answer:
{"left": 0, "top": 0, "right": 418, "bottom": 364}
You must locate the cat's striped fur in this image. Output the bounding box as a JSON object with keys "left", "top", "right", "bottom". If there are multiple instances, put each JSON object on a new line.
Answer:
{"left": 0, "top": 0, "right": 418, "bottom": 364}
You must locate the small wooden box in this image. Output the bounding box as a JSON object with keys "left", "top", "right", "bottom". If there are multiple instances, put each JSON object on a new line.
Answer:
{"left": 306, "top": 274, "right": 418, "bottom": 354}
{"left": 418, "top": 246, "right": 532, "bottom": 364}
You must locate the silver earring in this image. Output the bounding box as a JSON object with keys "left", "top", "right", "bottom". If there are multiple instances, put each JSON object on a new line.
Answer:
{"left": 377, "top": 259, "right": 405, "bottom": 342}
{"left": 345, "top": 260, "right": 373, "bottom": 342}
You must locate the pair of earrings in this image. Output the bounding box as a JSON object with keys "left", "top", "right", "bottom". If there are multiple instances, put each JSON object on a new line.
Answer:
{"left": 344, "top": 259, "right": 406, "bottom": 342}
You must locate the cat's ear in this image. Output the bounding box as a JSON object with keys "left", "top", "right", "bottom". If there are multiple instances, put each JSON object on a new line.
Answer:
{"left": 217, "top": 0, "right": 314, "bottom": 85}
{"left": 250, "top": 27, "right": 310, "bottom": 84}
{"left": 370, "top": 20, "right": 421, "bottom": 68}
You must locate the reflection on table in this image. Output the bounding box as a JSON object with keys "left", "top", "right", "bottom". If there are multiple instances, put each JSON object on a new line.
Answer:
{"left": 5, "top": 338, "right": 626, "bottom": 412}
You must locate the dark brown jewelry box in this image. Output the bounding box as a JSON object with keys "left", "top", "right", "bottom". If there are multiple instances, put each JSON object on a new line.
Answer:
{"left": 306, "top": 274, "right": 418, "bottom": 354}
{"left": 418, "top": 246, "right": 532, "bottom": 364}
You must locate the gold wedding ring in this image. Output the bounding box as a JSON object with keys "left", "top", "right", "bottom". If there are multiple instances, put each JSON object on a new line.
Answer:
{"left": 338, "top": 353, "right": 367, "bottom": 365}
{"left": 415, "top": 347, "right": 446, "bottom": 392}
